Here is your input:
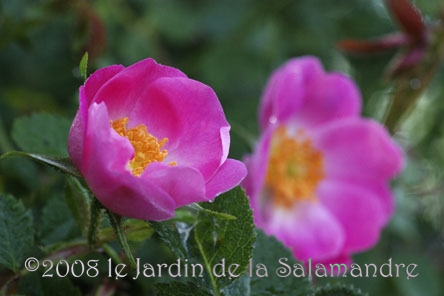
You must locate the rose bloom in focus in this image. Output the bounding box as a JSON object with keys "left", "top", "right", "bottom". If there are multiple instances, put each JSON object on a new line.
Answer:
{"left": 68, "top": 58, "right": 246, "bottom": 221}
{"left": 242, "top": 56, "right": 404, "bottom": 265}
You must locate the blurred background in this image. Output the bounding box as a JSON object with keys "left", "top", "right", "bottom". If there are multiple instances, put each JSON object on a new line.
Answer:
{"left": 1, "top": 0, "right": 443, "bottom": 295}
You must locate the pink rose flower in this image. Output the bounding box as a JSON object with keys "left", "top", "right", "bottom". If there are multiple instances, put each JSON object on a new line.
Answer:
{"left": 243, "top": 56, "right": 404, "bottom": 264}
{"left": 68, "top": 58, "right": 246, "bottom": 221}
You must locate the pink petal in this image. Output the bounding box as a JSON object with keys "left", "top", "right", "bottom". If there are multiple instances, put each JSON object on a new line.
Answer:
{"left": 296, "top": 73, "right": 361, "bottom": 128}
{"left": 310, "top": 253, "right": 352, "bottom": 276}
{"left": 93, "top": 58, "right": 187, "bottom": 119}
{"left": 205, "top": 158, "right": 247, "bottom": 199}
{"left": 318, "top": 180, "right": 387, "bottom": 253}
{"left": 82, "top": 103, "right": 176, "bottom": 220}
{"left": 259, "top": 56, "right": 324, "bottom": 130}
{"left": 264, "top": 202, "right": 345, "bottom": 262}
{"left": 68, "top": 87, "right": 89, "bottom": 169}
{"left": 83, "top": 64, "right": 125, "bottom": 106}
{"left": 129, "top": 77, "right": 230, "bottom": 181}
{"left": 242, "top": 126, "right": 274, "bottom": 214}
{"left": 142, "top": 163, "right": 206, "bottom": 207}
{"left": 314, "top": 118, "right": 404, "bottom": 182}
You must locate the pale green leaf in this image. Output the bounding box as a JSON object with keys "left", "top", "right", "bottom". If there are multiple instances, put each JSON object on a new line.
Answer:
{"left": 79, "top": 52, "right": 89, "bottom": 81}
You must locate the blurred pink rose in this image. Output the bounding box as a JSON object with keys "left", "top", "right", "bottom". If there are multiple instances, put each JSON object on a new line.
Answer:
{"left": 68, "top": 58, "right": 246, "bottom": 221}
{"left": 243, "top": 56, "right": 404, "bottom": 265}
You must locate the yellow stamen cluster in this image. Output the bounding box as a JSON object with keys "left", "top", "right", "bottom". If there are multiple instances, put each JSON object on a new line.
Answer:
{"left": 265, "top": 126, "right": 324, "bottom": 207}
{"left": 111, "top": 117, "right": 176, "bottom": 176}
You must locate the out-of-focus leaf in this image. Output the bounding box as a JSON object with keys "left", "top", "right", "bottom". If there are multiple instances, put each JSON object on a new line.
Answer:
{"left": 11, "top": 113, "right": 71, "bottom": 157}
{"left": 18, "top": 272, "right": 82, "bottom": 296}
{"left": 39, "top": 194, "right": 80, "bottom": 245}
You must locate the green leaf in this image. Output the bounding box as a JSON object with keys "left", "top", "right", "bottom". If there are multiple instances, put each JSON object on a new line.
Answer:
{"left": 18, "top": 271, "right": 82, "bottom": 296}
{"left": 0, "top": 151, "right": 81, "bottom": 177}
{"left": 194, "top": 187, "right": 255, "bottom": 291}
{"left": 105, "top": 210, "right": 136, "bottom": 269}
{"left": 250, "top": 230, "right": 312, "bottom": 296}
{"left": 38, "top": 195, "right": 80, "bottom": 245}
{"left": 0, "top": 194, "right": 34, "bottom": 272}
{"left": 11, "top": 113, "right": 71, "bottom": 157}
{"left": 221, "top": 272, "right": 251, "bottom": 296}
{"left": 152, "top": 187, "right": 255, "bottom": 295}
{"left": 156, "top": 282, "right": 212, "bottom": 296}
{"left": 79, "top": 51, "right": 89, "bottom": 81}
{"left": 65, "top": 176, "right": 91, "bottom": 236}
{"left": 88, "top": 196, "right": 103, "bottom": 246}
{"left": 98, "top": 219, "right": 154, "bottom": 243}
{"left": 314, "top": 284, "right": 368, "bottom": 296}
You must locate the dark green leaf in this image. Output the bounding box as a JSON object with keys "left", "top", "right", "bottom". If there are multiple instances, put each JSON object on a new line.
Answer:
{"left": 221, "top": 272, "right": 251, "bottom": 296}
{"left": 11, "top": 113, "right": 71, "bottom": 157}
{"left": 18, "top": 271, "right": 82, "bottom": 296}
{"left": 0, "top": 194, "right": 34, "bottom": 272}
{"left": 152, "top": 187, "right": 255, "bottom": 295}
{"left": 315, "top": 283, "right": 368, "bottom": 296}
{"left": 250, "top": 230, "right": 313, "bottom": 296}
{"left": 0, "top": 151, "right": 81, "bottom": 177}
{"left": 38, "top": 195, "right": 80, "bottom": 245}
{"left": 194, "top": 187, "right": 255, "bottom": 291}
{"left": 156, "top": 282, "right": 211, "bottom": 296}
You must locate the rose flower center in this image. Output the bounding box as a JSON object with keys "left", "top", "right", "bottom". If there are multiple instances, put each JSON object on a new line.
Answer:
{"left": 265, "top": 126, "right": 324, "bottom": 207}
{"left": 111, "top": 117, "right": 176, "bottom": 176}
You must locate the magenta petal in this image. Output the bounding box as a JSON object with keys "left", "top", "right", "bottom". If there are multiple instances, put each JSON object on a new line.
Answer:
{"left": 93, "top": 58, "right": 187, "bottom": 119}
{"left": 318, "top": 180, "right": 387, "bottom": 253}
{"left": 68, "top": 87, "right": 89, "bottom": 169}
{"left": 69, "top": 65, "right": 125, "bottom": 168}
{"left": 84, "top": 64, "right": 125, "bottom": 106}
{"left": 297, "top": 73, "right": 361, "bottom": 128}
{"left": 259, "top": 56, "right": 324, "bottom": 130}
{"left": 311, "top": 253, "right": 352, "bottom": 276}
{"left": 315, "top": 118, "right": 404, "bottom": 182}
{"left": 82, "top": 103, "right": 176, "bottom": 220}
{"left": 264, "top": 202, "right": 345, "bottom": 262}
{"left": 142, "top": 163, "right": 206, "bottom": 208}
{"left": 205, "top": 159, "right": 247, "bottom": 199}
{"left": 129, "top": 77, "right": 229, "bottom": 181}
{"left": 242, "top": 126, "right": 274, "bottom": 216}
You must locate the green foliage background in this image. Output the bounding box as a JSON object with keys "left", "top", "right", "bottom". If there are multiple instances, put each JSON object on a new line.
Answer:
{"left": 1, "top": 0, "right": 444, "bottom": 295}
